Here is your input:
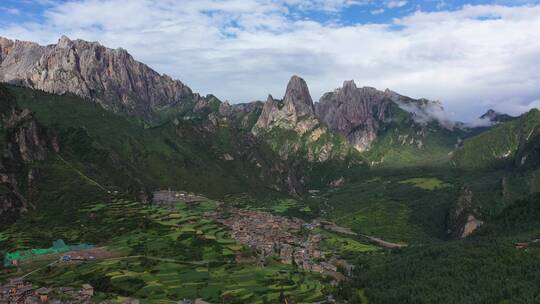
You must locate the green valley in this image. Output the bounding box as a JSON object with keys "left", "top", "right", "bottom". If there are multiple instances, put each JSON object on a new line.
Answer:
{"left": 0, "top": 29, "right": 539, "bottom": 304}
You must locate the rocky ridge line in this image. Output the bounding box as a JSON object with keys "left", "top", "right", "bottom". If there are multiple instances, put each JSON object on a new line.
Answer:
{"left": 0, "top": 36, "right": 193, "bottom": 119}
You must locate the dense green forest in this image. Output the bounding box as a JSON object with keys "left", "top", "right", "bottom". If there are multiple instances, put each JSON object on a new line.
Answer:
{"left": 340, "top": 193, "right": 540, "bottom": 304}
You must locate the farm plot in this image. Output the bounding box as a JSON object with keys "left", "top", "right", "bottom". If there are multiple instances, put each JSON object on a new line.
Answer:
{"left": 2, "top": 198, "right": 329, "bottom": 303}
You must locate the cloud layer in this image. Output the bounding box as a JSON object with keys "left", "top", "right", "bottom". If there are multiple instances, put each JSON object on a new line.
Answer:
{"left": 1, "top": 0, "right": 540, "bottom": 121}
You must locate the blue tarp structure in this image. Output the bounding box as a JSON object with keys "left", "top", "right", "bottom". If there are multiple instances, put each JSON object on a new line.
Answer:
{"left": 52, "top": 239, "right": 67, "bottom": 248}
{"left": 3, "top": 240, "right": 95, "bottom": 267}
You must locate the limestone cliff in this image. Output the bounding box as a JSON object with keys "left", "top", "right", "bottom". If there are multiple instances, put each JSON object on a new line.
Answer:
{"left": 251, "top": 76, "right": 360, "bottom": 196}
{"left": 0, "top": 36, "right": 193, "bottom": 119}
{"left": 253, "top": 75, "right": 318, "bottom": 135}
{"left": 446, "top": 187, "right": 484, "bottom": 239}
{"left": 0, "top": 85, "right": 50, "bottom": 225}
{"left": 315, "top": 81, "right": 392, "bottom": 151}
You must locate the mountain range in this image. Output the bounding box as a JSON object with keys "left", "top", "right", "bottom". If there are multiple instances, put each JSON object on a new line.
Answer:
{"left": 1, "top": 35, "right": 539, "bottom": 303}
{"left": 0, "top": 37, "right": 483, "bottom": 155}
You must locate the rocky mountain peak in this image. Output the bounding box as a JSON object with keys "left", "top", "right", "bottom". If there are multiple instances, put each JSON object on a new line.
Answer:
{"left": 479, "top": 109, "right": 514, "bottom": 124}
{"left": 253, "top": 76, "right": 318, "bottom": 135}
{"left": 480, "top": 109, "right": 498, "bottom": 120}
{"left": 481, "top": 109, "right": 503, "bottom": 121}
{"left": 0, "top": 35, "right": 194, "bottom": 119}
{"left": 284, "top": 75, "right": 315, "bottom": 118}
{"left": 57, "top": 35, "right": 72, "bottom": 48}
{"left": 342, "top": 80, "right": 358, "bottom": 94}
{"left": 315, "top": 81, "right": 392, "bottom": 151}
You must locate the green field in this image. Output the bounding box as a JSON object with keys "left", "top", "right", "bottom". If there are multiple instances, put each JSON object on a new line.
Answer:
{"left": 316, "top": 170, "right": 460, "bottom": 243}
{"left": 398, "top": 177, "right": 449, "bottom": 190}
{"left": 318, "top": 230, "right": 379, "bottom": 258}
{"left": 0, "top": 199, "right": 332, "bottom": 303}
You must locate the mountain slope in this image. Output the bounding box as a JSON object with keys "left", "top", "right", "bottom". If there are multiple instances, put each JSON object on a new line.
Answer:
{"left": 252, "top": 76, "right": 364, "bottom": 195}
{"left": 314, "top": 80, "right": 471, "bottom": 167}
{"left": 0, "top": 84, "right": 283, "bottom": 227}
{"left": 0, "top": 84, "right": 50, "bottom": 225}
{"left": 453, "top": 109, "right": 540, "bottom": 169}
{"left": 0, "top": 36, "right": 193, "bottom": 119}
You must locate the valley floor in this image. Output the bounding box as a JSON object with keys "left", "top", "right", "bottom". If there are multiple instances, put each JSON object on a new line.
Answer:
{"left": 1, "top": 197, "right": 374, "bottom": 303}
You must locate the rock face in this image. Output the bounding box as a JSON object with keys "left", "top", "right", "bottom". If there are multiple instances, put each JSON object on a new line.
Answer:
{"left": 230, "top": 101, "right": 264, "bottom": 129}
{"left": 0, "top": 85, "right": 49, "bottom": 225}
{"left": 315, "top": 81, "right": 392, "bottom": 151}
{"left": 446, "top": 187, "right": 484, "bottom": 239}
{"left": 251, "top": 76, "right": 359, "bottom": 196}
{"left": 253, "top": 76, "right": 318, "bottom": 135}
{"left": 283, "top": 75, "right": 315, "bottom": 119}
{"left": 0, "top": 36, "right": 193, "bottom": 119}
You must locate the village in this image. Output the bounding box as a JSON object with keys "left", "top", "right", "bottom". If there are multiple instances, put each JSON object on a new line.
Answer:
{"left": 152, "top": 190, "right": 208, "bottom": 204}
{"left": 0, "top": 193, "right": 356, "bottom": 303}
{"left": 213, "top": 207, "right": 351, "bottom": 281}
{"left": 0, "top": 277, "right": 94, "bottom": 303}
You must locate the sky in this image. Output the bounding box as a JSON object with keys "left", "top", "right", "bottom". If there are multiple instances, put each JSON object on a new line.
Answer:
{"left": 1, "top": 0, "right": 540, "bottom": 121}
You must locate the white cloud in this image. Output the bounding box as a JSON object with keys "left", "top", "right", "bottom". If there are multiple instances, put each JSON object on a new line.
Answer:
{"left": 386, "top": 0, "right": 407, "bottom": 8}
{"left": 282, "top": 0, "right": 370, "bottom": 12}
{"left": 465, "top": 117, "right": 496, "bottom": 128}
{"left": 393, "top": 98, "right": 458, "bottom": 129}
{"left": 1, "top": 1, "right": 540, "bottom": 121}
{"left": 371, "top": 8, "right": 385, "bottom": 15}
{"left": 492, "top": 99, "right": 540, "bottom": 116}
{"left": 0, "top": 7, "right": 21, "bottom": 15}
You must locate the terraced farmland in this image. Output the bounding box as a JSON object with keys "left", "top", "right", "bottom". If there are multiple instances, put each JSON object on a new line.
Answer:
{"left": 1, "top": 199, "right": 330, "bottom": 303}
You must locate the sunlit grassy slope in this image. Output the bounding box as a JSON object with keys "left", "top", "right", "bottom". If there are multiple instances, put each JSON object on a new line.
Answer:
{"left": 453, "top": 109, "right": 540, "bottom": 169}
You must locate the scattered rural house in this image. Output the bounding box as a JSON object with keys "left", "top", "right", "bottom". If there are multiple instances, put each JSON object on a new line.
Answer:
{"left": 152, "top": 190, "right": 208, "bottom": 204}
{"left": 36, "top": 287, "right": 52, "bottom": 302}
{"left": 0, "top": 278, "right": 95, "bottom": 303}
{"left": 514, "top": 242, "right": 529, "bottom": 249}
{"left": 82, "top": 284, "right": 94, "bottom": 297}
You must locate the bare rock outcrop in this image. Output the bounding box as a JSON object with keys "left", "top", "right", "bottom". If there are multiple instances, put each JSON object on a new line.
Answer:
{"left": 446, "top": 187, "right": 484, "bottom": 239}
{"left": 315, "top": 81, "right": 392, "bottom": 152}
{"left": 253, "top": 76, "right": 318, "bottom": 135}
{"left": 0, "top": 36, "right": 193, "bottom": 119}
{"left": 251, "top": 76, "right": 359, "bottom": 197}
{"left": 0, "top": 85, "right": 50, "bottom": 225}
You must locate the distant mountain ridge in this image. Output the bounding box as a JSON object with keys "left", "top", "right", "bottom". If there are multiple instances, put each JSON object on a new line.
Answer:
{"left": 480, "top": 109, "right": 514, "bottom": 123}
{"left": 453, "top": 109, "right": 540, "bottom": 169}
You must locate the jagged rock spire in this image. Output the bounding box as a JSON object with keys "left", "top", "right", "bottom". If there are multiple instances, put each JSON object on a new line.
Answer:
{"left": 253, "top": 76, "right": 318, "bottom": 135}
{"left": 283, "top": 75, "right": 314, "bottom": 118}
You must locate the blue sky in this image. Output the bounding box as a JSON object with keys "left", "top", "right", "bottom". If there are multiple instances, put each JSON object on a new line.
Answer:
{"left": 1, "top": 0, "right": 540, "bottom": 121}
{"left": 4, "top": 0, "right": 540, "bottom": 26}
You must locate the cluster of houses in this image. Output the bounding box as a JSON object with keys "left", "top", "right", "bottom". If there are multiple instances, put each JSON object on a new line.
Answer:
{"left": 214, "top": 208, "right": 346, "bottom": 280}
{"left": 152, "top": 190, "right": 208, "bottom": 204}
{"left": 515, "top": 239, "right": 540, "bottom": 250}
{"left": 0, "top": 278, "right": 93, "bottom": 303}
